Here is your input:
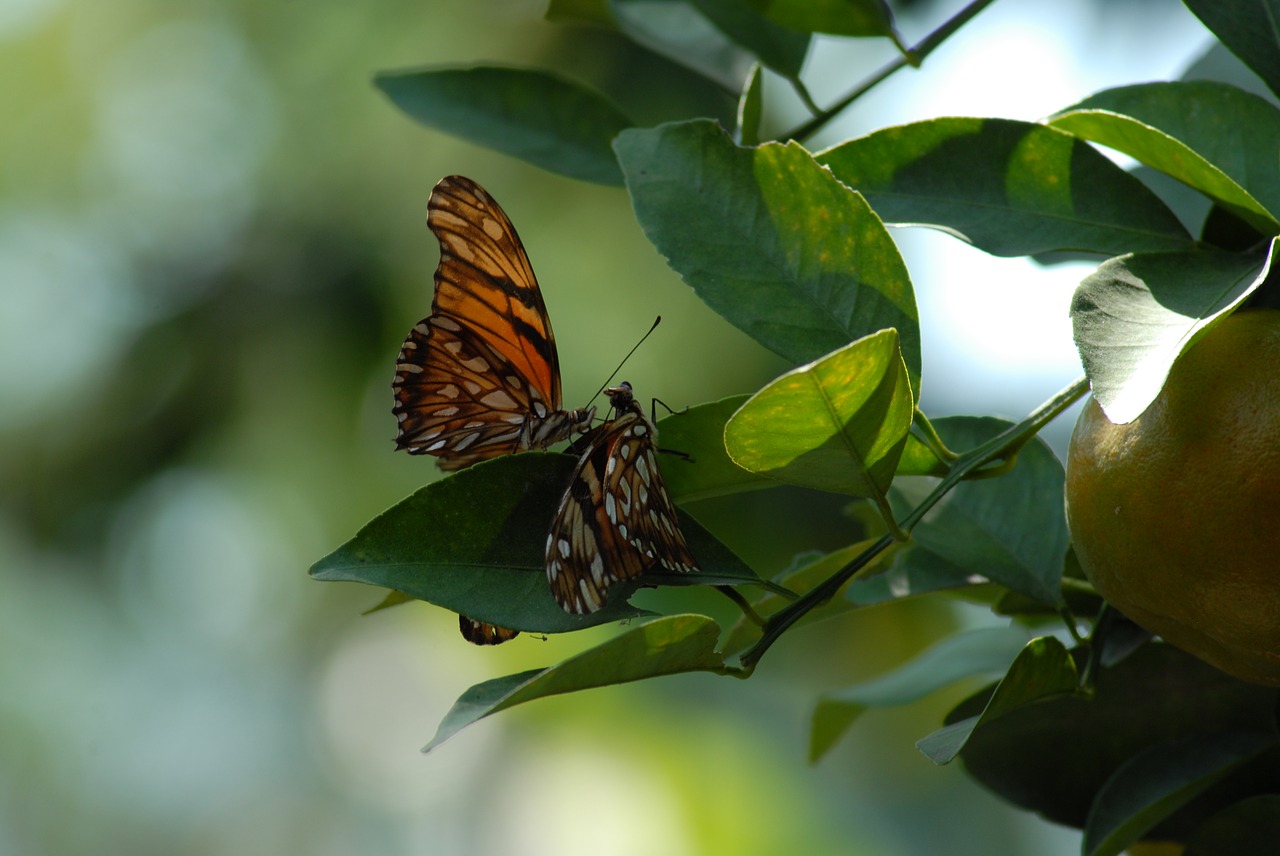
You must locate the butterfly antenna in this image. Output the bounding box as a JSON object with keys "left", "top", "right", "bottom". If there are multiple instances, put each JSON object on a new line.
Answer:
{"left": 586, "top": 316, "right": 662, "bottom": 407}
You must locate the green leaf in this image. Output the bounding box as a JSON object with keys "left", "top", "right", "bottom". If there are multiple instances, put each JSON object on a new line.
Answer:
{"left": 615, "top": 119, "right": 922, "bottom": 387}
{"left": 1049, "top": 81, "right": 1280, "bottom": 233}
{"left": 851, "top": 416, "right": 1069, "bottom": 606}
{"left": 1070, "top": 239, "right": 1279, "bottom": 423}
{"left": 916, "top": 636, "right": 1078, "bottom": 765}
{"left": 817, "top": 118, "right": 1194, "bottom": 257}
{"left": 810, "top": 625, "right": 1030, "bottom": 762}
{"left": 746, "top": 0, "right": 899, "bottom": 40}
{"left": 546, "top": 0, "right": 614, "bottom": 26}
{"left": 735, "top": 62, "right": 765, "bottom": 146}
{"left": 723, "top": 330, "right": 913, "bottom": 503}
{"left": 693, "top": 0, "right": 811, "bottom": 81}
{"left": 362, "top": 590, "right": 413, "bottom": 614}
{"left": 1185, "top": 795, "right": 1280, "bottom": 855}
{"left": 951, "top": 642, "right": 1280, "bottom": 831}
{"left": 845, "top": 541, "right": 986, "bottom": 604}
{"left": 1183, "top": 0, "right": 1280, "bottom": 101}
{"left": 655, "top": 395, "right": 771, "bottom": 503}
{"left": 609, "top": 0, "right": 753, "bottom": 91}
{"left": 908, "top": 417, "right": 1068, "bottom": 607}
{"left": 310, "top": 453, "right": 760, "bottom": 634}
{"left": 424, "top": 614, "right": 727, "bottom": 751}
{"left": 374, "top": 66, "right": 632, "bottom": 186}
{"left": 1082, "top": 731, "right": 1279, "bottom": 856}
{"left": 896, "top": 431, "right": 949, "bottom": 477}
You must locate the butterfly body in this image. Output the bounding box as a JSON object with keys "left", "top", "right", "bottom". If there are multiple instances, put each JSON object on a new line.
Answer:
{"left": 546, "top": 382, "right": 698, "bottom": 614}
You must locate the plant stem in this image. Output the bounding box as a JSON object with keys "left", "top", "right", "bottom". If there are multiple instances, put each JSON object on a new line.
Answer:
{"left": 783, "top": 0, "right": 1004, "bottom": 143}
{"left": 738, "top": 375, "right": 1090, "bottom": 670}
{"left": 715, "top": 584, "right": 768, "bottom": 626}
{"left": 911, "top": 409, "right": 959, "bottom": 465}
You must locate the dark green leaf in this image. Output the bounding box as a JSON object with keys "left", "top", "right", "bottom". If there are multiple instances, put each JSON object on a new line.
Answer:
{"left": 746, "top": 0, "right": 898, "bottom": 40}
{"left": 909, "top": 417, "right": 1068, "bottom": 607}
{"left": 952, "top": 642, "right": 1280, "bottom": 832}
{"left": 1049, "top": 81, "right": 1280, "bottom": 233}
{"left": 1083, "top": 731, "right": 1279, "bottom": 856}
{"left": 425, "top": 614, "right": 728, "bottom": 751}
{"left": 852, "top": 416, "right": 1069, "bottom": 606}
{"left": 724, "top": 330, "right": 913, "bottom": 502}
{"left": 735, "top": 62, "right": 765, "bottom": 146}
{"left": 655, "top": 395, "right": 771, "bottom": 503}
{"left": 375, "top": 66, "right": 632, "bottom": 185}
{"left": 310, "top": 453, "right": 760, "bottom": 634}
{"left": 362, "top": 590, "right": 413, "bottom": 614}
{"left": 916, "top": 636, "right": 1078, "bottom": 765}
{"left": 1070, "top": 239, "right": 1279, "bottom": 423}
{"left": 1183, "top": 0, "right": 1280, "bottom": 100}
{"left": 1201, "top": 203, "right": 1269, "bottom": 252}
{"left": 845, "top": 541, "right": 988, "bottom": 604}
{"left": 817, "top": 118, "right": 1193, "bottom": 257}
{"left": 1185, "top": 795, "right": 1280, "bottom": 855}
{"left": 546, "top": 0, "right": 614, "bottom": 26}
{"left": 615, "top": 119, "right": 922, "bottom": 384}
{"left": 810, "top": 625, "right": 1030, "bottom": 762}
{"left": 895, "top": 431, "right": 950, "bottom": 477}
{"left": 693, "top": 0, "right": 811, "bottom": 80}
{"left": 609, "top": 0, "right": 753, "bottom": 90}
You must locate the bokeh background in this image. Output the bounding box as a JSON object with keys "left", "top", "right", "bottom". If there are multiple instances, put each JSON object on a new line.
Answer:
{"left": 2, "top": 1, "right": 1211, "bottom": 854}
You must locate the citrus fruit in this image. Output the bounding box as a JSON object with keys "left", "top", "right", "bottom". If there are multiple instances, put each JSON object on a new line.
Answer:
{"left": 1065, "top": 309, "right": 1280, "bottom": 686}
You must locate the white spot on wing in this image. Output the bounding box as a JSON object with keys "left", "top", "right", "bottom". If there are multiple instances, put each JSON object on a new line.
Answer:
{"left": 481, "top": 389, "right": 518, "bottom": 409}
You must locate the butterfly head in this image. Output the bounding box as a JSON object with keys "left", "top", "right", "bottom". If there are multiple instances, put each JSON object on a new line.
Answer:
{"left": 604, "top": 381, "right": 636, "bottom": 414}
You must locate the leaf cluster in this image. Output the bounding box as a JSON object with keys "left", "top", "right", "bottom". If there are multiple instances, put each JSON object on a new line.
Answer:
{"left": 313, "top": 0, "right": 1280, "bottom": 850}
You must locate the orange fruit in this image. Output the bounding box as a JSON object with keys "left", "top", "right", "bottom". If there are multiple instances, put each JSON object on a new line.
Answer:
{"left": 1065, "top": 309, "right": 1280, "bottom": 686}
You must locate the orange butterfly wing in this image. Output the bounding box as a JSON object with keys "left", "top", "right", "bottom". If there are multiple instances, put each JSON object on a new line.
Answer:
{"left": 545, "top": 383, "right": 698, "bottom": 614}
{"left": 392, "top": 175, "right": 594, "bottom": 471}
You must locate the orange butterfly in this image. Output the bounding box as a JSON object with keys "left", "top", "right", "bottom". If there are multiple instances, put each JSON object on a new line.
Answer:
{"left": 393, "top": 175, "right": 596, "bottom": 644}
{"left": 546, "top": 381, "right": 698, "bottom": 614}
{"left": 393, "top": 175, "right": 595, "bottom": 470}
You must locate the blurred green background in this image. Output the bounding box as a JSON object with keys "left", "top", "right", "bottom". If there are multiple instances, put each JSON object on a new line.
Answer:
{"left": 1, "top": 1, "right": 1210, "bottom": 854}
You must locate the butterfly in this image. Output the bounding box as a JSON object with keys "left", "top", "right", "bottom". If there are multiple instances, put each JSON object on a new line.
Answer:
{"left": 392, "top": 175, "right": 596, "bottom": 644}
{"left": 392, "top": 175, "right": 595, "bottom": 471}
{"left": 458, "top": 617, "right": 520, "bottom": 646}
{"left": 546, "top": 381, "right": 699, "bottom": 615}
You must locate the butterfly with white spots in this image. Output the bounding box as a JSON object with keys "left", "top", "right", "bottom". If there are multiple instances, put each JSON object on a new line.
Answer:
{"left": 545, "top": 382, "right": 698, "bottom": 614}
